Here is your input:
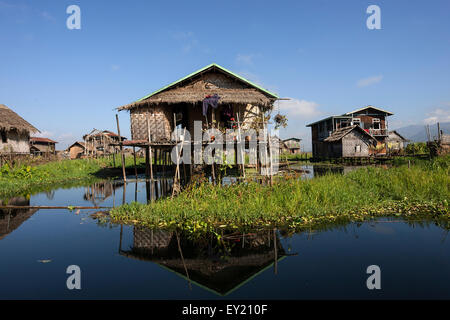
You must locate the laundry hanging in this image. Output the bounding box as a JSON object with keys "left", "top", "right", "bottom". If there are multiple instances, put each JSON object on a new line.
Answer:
{"left": 202, "top": 94, "right": 220, "bottom": 117}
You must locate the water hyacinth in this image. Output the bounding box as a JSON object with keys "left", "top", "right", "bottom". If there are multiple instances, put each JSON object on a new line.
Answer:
{"left": 110, "top": 156, "right": 450, "bottom": 231}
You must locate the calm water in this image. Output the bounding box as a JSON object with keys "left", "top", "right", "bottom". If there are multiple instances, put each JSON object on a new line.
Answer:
{"left": 0, "top": 179, "right": 449, "bottom": 299}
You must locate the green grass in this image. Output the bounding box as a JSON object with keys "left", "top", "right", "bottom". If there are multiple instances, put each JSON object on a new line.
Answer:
{"left": 110, "top": 156, "right": 450, "bottom": 231}
{"left": 281, "top": 152, "right": 312, "bottom": 161}
{"left": 0, "top": 159, "right": 104, "bottom": 199}
{"left": 0, "top": 156, "right": 145, "bottom": 199}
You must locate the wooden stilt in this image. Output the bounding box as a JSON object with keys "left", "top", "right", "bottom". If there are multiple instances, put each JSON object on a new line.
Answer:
{"left": 112, "top": 150, "right": 116, "bottom": 167}
{"left": 133, "top": 146, "right": 138, "bottom": 178}
{"left": 146, "top": 114, "right": 154, "bottom": 180}
{"left": 267, "top": 130, "right": 273, "bottom": 186}
{"left": 236, "top": 113, "right": 245, "bottom": 179}
{"left": 115, "top": 114, "right": 127, "bottom": 182}
{"left": 145, "top": 147, "right": 150, "bottom": 178}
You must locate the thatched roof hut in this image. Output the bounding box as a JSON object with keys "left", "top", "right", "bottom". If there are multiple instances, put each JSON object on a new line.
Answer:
{"left": 118, "top": 63, "right": 279, "bottom": 143}
{"left": 0, "top": 104, "right": 39, "bottom": 154}
{"left": 0, "top": 104, "right": 39, "bottom": 134}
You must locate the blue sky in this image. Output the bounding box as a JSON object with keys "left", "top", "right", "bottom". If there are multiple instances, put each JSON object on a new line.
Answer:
{"left": 1, "top": 0, "right": 449, "bottom": 150}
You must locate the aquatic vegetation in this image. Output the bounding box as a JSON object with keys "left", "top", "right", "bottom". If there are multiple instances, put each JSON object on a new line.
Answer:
{"left": 110, "top": 156, "right": 450, "bottom": 231}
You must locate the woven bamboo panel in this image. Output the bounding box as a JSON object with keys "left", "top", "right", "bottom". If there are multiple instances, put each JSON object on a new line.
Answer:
{"left": 130, "top": 106, "right": 173, "bottom": 142}
{"left": 133, "top": 227, "right": 173, "bottom": 249}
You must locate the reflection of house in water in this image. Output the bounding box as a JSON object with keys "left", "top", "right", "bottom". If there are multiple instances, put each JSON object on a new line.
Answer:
{"left": 119, "top": 227, "right": 287, "bottom": 296}
{"left": 0, "top": 197, "right": 38, "bottom": 240}
{"left": 84, "top": 179, "right": 175, "bottom": 206}
{"left": 84, "top": 182, "right": 124, "bottom": 206}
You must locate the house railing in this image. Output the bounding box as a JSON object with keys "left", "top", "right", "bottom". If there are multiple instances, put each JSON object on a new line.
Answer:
{"left": 368, "top": 128, "right": 388, "bottom": 136}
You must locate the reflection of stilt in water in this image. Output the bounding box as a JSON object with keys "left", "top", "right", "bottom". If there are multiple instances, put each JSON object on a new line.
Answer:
{"left": 119, "top": 224, "right": 123, "bottom": 252}
{"left": 176, "top": 231, "right": 192, "bottom": 290}
{"left": 273, "top": 229, "right": 277, "bottom": 275}
{"left": 84, "top": 182, "right": 123, "bottom": 206}
{"left": 122, "top": 182, "right": 127, "bottom": 205}
{"left": 141, "top": 178, "right": 176, "bottom": 204}
{"left": 146, "top": 180, "right": 151, "bottom": 204}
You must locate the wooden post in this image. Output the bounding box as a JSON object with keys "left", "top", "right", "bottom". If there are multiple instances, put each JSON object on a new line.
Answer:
{"left": 174, "top": 128, "right": 186, "bottom": 184}
{"left": 236, "top": 113, "right": 245, "bottom": 179}
{"left": 437, "top": 122, "right": 441, "bottom": 141}
{"left": 115, "top": 114, "right": 127, "bottom": 182}
{"left": 145, "top": 147, "right": 150, "bottom": 178}
{"left": 133, "top": 146, "right": 138, "bottom": 178}
{"left": 146, "top": 114, "right": 154, "bottom": 180}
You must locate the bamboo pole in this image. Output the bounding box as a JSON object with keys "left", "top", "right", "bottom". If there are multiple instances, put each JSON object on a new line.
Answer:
{"left": 267, "top": 129, "right": 273, "bottom": 186}
{"left": 133, "top": 146, "right": 138, "bottom": 178}
{"left": 115, "top": 115, "right": 127, "bottom": 182}
{"left": 236, "top": 113, "right": 246, "bottom": 179}
{"left": 146, "top": 114, "right": 154, "bottom": 180}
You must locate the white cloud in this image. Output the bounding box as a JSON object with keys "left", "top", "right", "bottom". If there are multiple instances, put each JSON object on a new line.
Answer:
{"left": 172, "top": 31, "right": 198, "bottom": 53}
{"left": 236, "top": 54, "right": 257, "bottom": 65}
{"left": 279, "top": 98, "right": 322, "bottom": 118}
{"left": 357, "top": 75, "right": 383, "bottom": 87}
{"left": 273, "top": 98, "right": 323, "bottom": 151}
{"left": 34, "top": 131, "right": 54, "bottom": 138}
{"left": 424, "top": 108, "right": 450, "bottom": 125}
{"left": 40, "top": 11, "right": 55, "bottom": 22}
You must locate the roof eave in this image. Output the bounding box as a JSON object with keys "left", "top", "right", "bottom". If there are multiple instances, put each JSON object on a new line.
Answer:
{"left": 120, "top": 63, "right": 279, "bottom": 110}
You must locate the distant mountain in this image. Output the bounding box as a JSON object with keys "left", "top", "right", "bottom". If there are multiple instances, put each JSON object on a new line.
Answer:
{"left": 394, "top": 122, "right": 450, "bottom": 142}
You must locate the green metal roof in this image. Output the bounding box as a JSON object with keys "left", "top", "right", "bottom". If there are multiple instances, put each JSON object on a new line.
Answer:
{"left": 136, "top": 63, "right": 279, "bottom": 102}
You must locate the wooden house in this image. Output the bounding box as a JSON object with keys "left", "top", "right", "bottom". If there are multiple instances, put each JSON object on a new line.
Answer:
{"left": 67, "top": 141, "right": 86, "bottom": 159}
{"left": 307, "top": 106, "right": 393, "bottom": 158}
{"left": 387, "top": 131, "right": 409, "bottom": 153}
{"left": 83, "top": 129, "right": 126, "bottom": 156}
{"left": 282, "top": 138, "right": 301, "bottom": 154}
{"left": 30, "top": 137, "right": 58, "bottom": 155}
{"left": 118, "top": 63, "right": 279, "bottom": 143}
{"left": 322, "top": 125, "right": 377, "bottom": 157}
{"left": 0, "top": 104, "right": 39, "bottom": 154}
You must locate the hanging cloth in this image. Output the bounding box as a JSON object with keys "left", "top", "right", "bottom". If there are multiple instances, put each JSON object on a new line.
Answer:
{"left": 202, "top": 94, "right": 220, "bottom": 117}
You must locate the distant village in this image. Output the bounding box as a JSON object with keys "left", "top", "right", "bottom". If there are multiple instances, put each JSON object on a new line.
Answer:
{"left": 1, "top": 64, "right": 448, "bottom": 166}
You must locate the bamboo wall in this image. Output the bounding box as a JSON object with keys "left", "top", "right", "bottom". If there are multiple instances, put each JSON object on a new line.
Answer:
{"left": 131, "top": 105, "right": 174, "bottom": 142}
